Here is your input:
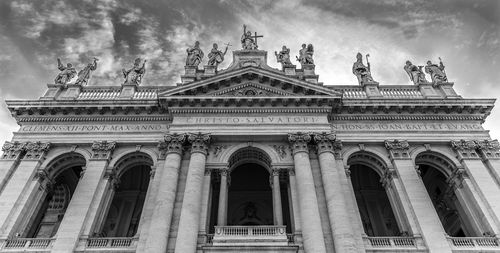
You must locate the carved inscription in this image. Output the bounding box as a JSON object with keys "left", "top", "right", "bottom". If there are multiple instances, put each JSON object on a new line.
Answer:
{"left": 20, "top": 124, "right": 169, "bottom": 133}
{"left": 331, "top": 122, "right": 483, "bottom": 131}
{"left": 176, "top": 116, "right": 326, "bottom": 125}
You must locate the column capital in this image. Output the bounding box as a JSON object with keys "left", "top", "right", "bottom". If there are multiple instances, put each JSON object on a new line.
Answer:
{"left": 288, "top": 132, "right": 312, "bottom": 154}
{"left": 380, "top": 168, "right": 398, "bottom": 189}
{"left": 159, "top": 133, "right": 186, "bottom": 158}
{"left": 450, "top": 140, "right": 480, "bottom": 160}
{"left": 91, "top": 141, "right": 116, "bottom": 160}
{"left": 475, "top": 139, "right": 500, "bottom": 160}
{"left": 24, "top": 141, "right": 51, "bottom": 160}
{"left": 1, "top": 141, "right": 25, "bottom": 160}
{"left": 384, "top": 139, "right": 410, "bottom": 160}
{"left": 344, "top": 165, "right": 351, "bottom": 178}
{"left": 313, "top": 132, "right": 342, "bottom": 158}
{"left": 187, "top": 132, "right": 211, "bottom": 155}
{"left": 33, "top": 168, "right": 54, "bottom": 193}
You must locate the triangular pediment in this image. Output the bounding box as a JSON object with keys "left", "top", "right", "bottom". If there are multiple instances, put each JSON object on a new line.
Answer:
{"left": 159, "top": 66, "right": 342, "bottom": 98}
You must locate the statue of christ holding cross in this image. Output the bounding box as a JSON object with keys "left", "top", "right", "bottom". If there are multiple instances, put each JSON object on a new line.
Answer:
{"left": 241, "top": 24, "right": 263, "bottom": 50}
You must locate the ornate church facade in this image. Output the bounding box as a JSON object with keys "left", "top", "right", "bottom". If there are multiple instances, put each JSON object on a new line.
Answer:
{"left": 0, "top": 28, "right": 500, "bottom": 253}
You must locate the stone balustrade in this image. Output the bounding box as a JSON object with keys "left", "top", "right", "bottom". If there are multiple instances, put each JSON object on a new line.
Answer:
{"left": 74, "top": 237, "right": 138, "bottom": 252}
{"left": 212, "top": 225, "right": 288, "bottom": 246}
{"left": 0, "top": 238, "right": 54, "bottom": 252}
{"left": 447, "top": 236, "right": 500, "bottom": 251}
{"left": 363, "top": 236, "right": 426, "bottom": 252}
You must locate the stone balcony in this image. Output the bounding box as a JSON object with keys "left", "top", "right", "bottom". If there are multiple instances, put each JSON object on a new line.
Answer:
{"left": 74, "top": 237, "right": 138, "bottom": 252}
{"left": 447, "top": 236, "right": 500, "bottom": 252}
{"left": 363, "top": 236, "right": 427, "bottom": 252}
{"left": 0, "top": 238, "right": 54, "bottom": 252}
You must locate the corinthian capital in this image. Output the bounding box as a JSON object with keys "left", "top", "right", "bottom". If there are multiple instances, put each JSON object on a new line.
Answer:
{"left": 384, "top": 139, "right": 410, "bottom": 160}
{"left": 187, "top": 132, "right": 211, "bottom": 155}
{"left": 24, "top": 141, "right": 51, "bottom": 160}
{"left": 159, "top": 133, "right": 186, "bottom": 158}
{"left": 451, "top": 140, "right": 480, "bottom": 160}
{"left": 91, "top": 141, "right": 116, "bottom": 160}
{"left": 1, "top": 141, "right": 25, "bottom": 159}
{"left": 288, "top": 132, "right": 312, "bottom": 154}
{"left": 313, "top": 132, "right": 341, "bottom": 157}
{"left": 475, "top": 139, "right": 500, "bottom": 159}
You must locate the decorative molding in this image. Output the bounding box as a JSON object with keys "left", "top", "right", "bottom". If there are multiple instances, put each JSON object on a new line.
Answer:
{"left": 384, "top": 139, "right": 410, "bottom": 160}
{"left": 450, "top": 140, "right": 480, "bottom": 160}
{"left": 380, "top": 168, "right": 398, "bottom": 189}
{"left": 1, "top": 141, "right": 25, "bottom": 160}
{"left": 149, "top": 166, "right": 156, "bottom": 179}
{"left": 91, "top": 141, "right": 116, "bottom": 160}
{"left": 344, "top": 165, "right": 351, "bottom": 178}
{"left": 288, "top": 132, "right": 312, "bottom": 154}
{"left": 24, "top": 141, "right": 51, "bottom": 160}
{"left": 159, "top": 133, "right": 186, "bottom": 158}
{"left": 213, "top": 145, "right": 228, "bottom": 158}
{"left": 187, "top": 132, "right": 211, "bottom": 155}
{"left": 476, "top": 139, "right": 500, "bottom": 160}
{"left": 272, "top": 145, "right": 287, "bottom": 159}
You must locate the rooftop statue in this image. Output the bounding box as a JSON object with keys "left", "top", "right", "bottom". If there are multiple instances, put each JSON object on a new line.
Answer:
{"left": 275, "top": 45, "right": 292, "bottom": 67}
{"left": 296, "top": 44, "right": 314, "bottom": 66}
{"left": 207, "top": 43, "right": 229, "bottom": 67}
{"left": 186, "top": 41, "right": 204, "bottom": 67}
{"left": 404, "top": 60, "right": 427, "bottom": 85}
{"left": 352, "top": 52, "right": 376, "bottom": 85}
{"left": 122, "top": 58, "right": 146, "bottom": 85}
{"left": 75, "top": 57, "right": 98, "bottom": 86}
{"left": 241, "top": 24, "right": 262, "bottom": 50}
{"left": 55, "top": 58, "right": 77, "bottom": 84}
{"left": 425, "top": 58, "right": 448, "bottom": 83}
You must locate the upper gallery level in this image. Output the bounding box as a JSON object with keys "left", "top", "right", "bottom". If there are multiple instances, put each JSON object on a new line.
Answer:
{"left": 4, "top": 25, "right": 495, "bottom": 124}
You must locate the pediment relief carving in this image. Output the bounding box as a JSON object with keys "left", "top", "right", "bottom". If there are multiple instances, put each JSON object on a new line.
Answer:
{"left": 207, "top": 82, "right": 296, "bottom": 97}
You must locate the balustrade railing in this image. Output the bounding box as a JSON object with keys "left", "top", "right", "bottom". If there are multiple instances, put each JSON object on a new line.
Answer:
{"left": 363, "top": 236, "right": 425, "bottom": 251}
{"left": 212, "top": 225, "right": 288, "bottom": 246}
{"left": 1, "top": 238, "right": 54, "bottom": 251}
{"left": 85, "top": 237, "right": 136, "bottom": 248}
{"left": 448, "top": 236, "right": 500, "bottom": 250}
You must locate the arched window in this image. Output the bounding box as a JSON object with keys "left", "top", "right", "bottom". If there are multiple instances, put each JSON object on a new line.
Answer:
{"left": 416, "top": 152, "right": 487, "bottom": 237}
{"left": 97, "top": 152, "right": 152, "bottom": 237}
{"left": 348, "top": 152, "right": 402, "bottom": 236}
{"left": 23, "top": 154, "right": 85, "bottom": 238}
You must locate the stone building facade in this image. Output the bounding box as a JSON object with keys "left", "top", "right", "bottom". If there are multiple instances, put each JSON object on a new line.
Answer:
{"left": 0, "top": 46, "right": 499, "bottom": 253}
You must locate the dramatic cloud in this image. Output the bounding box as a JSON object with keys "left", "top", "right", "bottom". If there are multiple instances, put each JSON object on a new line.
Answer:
{"left": 0, "top": 0, "right": 499, "bottom": 144}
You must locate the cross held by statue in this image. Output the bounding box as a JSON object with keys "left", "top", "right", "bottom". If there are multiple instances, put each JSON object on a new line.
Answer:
{"left": 252, "top": 32, "right": 263, "bottom": 47}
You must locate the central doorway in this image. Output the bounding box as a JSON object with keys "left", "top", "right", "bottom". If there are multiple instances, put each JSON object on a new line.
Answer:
{"left": 227, "top": 163, "right": 273, "bottom": 225}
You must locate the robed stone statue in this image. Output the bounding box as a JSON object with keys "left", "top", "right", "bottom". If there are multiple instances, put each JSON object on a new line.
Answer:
{"left": 296, "top": 44, "right": 314, "bottom": 65}
{"left": 275, "top": 45, "right": 292, "bottom": 66}
{"left": 241, "top": 24, "right": 260, "bottom": 50}
{"left": 352, "top": 52, "right": 376, "bottom": 85}
{"left": 404, "top": 60, "right": 427, "bottom": 85}
{"left": 186, "top": 41, "right": 204, "bottom": 67}
{"left": 122, "top": 58, "right": 146, "bottom": 85}
{"left": 75, "top": 57, "right": 98, "bottom": 85}
{"left": 55, "top": 58, "right": 77, "bottom": 84}
{"left": 207, "top": 43, "right": 228, "bottom": 67}
{"left": 425, "top": 59, "right": 448, "bottom": 83}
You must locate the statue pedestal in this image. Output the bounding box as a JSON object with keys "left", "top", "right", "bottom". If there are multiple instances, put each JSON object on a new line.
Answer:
{"left": 181, "top": 65, "right": 198, "bottom": 84}
{"left": 301, "top": 64, "right": 319, "bottom": 84}
{"left": 283, "top": 65, "right": 296, "bottom": 76}
{"left": 59, "top": 84, "right": 82, "bottom": 100}
{"left": 435, "top": 82, "right": 459, "bottom": 98}
{"left": 41, "top": 84, "right": 64, "bottom": 100}
{"left": 120, "top": 84, "right": 137, "bottom": 98}
{"left": 418, "top": 83, "right": 441, "bottom": 98}
{"left": 203, "top": 65, "right": 217, "bottom": 77}
{"left": 362, "top": 82, "right": 383, "bottom": 98}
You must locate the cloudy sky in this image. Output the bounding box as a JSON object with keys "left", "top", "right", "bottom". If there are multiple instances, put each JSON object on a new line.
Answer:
{"left": 0, "top": 0, "right": 499, "bottom": 144}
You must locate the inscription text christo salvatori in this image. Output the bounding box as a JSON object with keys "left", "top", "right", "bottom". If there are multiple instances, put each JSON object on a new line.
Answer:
{"left": 183, "top": 116, "right": 323, "bottom": 124}
{"left": 20, "top": 124, "right": 168, "bottom": 132}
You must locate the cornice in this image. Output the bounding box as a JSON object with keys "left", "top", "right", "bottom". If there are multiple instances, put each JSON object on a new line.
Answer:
{"left": 15, "top": 115, "right": 171, "bottom": 123}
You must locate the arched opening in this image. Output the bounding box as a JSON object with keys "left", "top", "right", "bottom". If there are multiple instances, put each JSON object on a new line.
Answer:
{"left": 416, "top": 152, "right": 478, "bottom": 237}
{"left": 228, "top": 163, "right": 273, "bottom": 226}
{"left": 208, "top": 147, "right": 292, "bottom": 233}
{"left": 24, "top": 153, "right": 85, "bottom": 238}
{"left": 348, "top": 152, "right": 401, "bottom": 236}
{"left": 98, "top": 153, "right": 152, "bottom": 237}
